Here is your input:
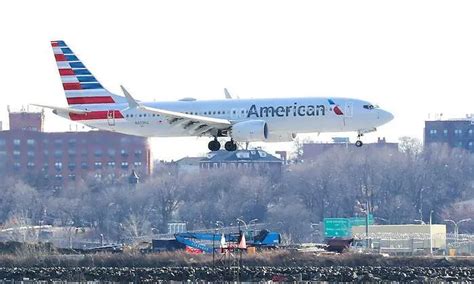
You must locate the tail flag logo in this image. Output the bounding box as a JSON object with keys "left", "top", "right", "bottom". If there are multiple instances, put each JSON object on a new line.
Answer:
{"left": 51, "top": 40, "right": 116, "bottom": 105}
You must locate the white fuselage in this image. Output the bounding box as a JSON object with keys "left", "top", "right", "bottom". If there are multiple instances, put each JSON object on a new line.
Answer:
{"left": 62, "top": 97, "right": 393, "bottom": 140}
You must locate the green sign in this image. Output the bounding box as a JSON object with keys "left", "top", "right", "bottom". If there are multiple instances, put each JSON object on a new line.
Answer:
{"left": 324, "top": 215, "right": 375, "bottom": 238}
{"left": 350, "top": 214, "right": 374, "bottom": 226}
{"left": 324, "top": 218, "right": 352, "bottom": 238}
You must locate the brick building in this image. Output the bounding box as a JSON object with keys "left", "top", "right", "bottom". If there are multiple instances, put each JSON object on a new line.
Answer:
{"left": 0, "top": 110, "right": 151, "bottom": 187}
{"left": 424, "top": 117, "right": 474, "bottom": 153}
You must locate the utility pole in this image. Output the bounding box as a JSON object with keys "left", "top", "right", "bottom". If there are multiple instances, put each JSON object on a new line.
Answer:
{"left": 212, "top": 228, "right": 216, "bottom": 267}
{"left": 419, "top": 188, "right": 424, "bottom": 224}
{"left": 429, "top": 210, "right": 433, "bottom": 255}
{"left": 365, "top": 199, "right": 370, "bottom": 249}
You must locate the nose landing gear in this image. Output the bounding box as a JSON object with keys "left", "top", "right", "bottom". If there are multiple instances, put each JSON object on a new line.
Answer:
{"left": 355, "top": 133, "right": 364, "bottom": 147}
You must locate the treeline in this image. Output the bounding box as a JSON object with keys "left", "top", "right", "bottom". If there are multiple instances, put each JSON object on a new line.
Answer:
{"left": 0, "top": 140, "right": 472, "bottom": 243}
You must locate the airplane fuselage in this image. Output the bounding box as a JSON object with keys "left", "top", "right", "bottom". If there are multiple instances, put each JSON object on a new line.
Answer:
{"left": 64, "top": 97, "right": 392, "bottom": 140}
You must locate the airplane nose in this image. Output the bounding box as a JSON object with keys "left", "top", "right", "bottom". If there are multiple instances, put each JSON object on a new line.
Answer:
{"left": 379, "top": 109, "right": 394, "bottom": 124}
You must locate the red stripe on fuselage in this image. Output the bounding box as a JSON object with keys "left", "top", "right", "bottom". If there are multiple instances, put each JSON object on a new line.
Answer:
{"left": 69, "top": 110, "right": 124, "bottom": 121}
{"left": 67, "top": 96, "right": 115, "bottom": 105}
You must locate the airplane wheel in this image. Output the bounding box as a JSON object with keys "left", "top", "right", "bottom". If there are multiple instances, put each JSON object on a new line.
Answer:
{"left": 208, "top": 140, "right": 221, "bottom": 151}
{"left": 355, "top": 140, "right": 363, "bottom": 147}
{"left": 225, "top": 141, "right": 237, "bottom": 151}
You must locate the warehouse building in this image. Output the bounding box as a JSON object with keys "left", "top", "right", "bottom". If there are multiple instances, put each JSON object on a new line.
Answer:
{"left": 352, "top": 224, "right": 447, "bottom": 255}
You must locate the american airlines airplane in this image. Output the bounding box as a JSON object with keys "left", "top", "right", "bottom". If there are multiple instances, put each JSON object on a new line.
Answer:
{"left": 35, "top": 41, "right": 394, "bottom": 152}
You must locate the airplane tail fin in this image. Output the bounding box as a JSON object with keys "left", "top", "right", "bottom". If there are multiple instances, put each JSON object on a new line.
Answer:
{"left": 51, "top": 40, "right": 125, "bottom": 106}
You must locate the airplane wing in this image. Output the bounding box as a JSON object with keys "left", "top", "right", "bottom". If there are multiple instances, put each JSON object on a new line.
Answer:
{"left": 30, "top": 104, "right": 89, "bottom": 114}
{"left": 121, "top": 86, "right": 232, "bottom": 136}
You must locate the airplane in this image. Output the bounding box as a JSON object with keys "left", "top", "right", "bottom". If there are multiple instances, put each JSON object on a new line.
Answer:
{"left": 34, "top": 40, "right": 394, "bottom": 152}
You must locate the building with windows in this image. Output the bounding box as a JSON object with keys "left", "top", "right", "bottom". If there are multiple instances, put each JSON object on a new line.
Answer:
{"left": 0, "top": 110, "right": 151, "bottom": 187}
{"left": 175, "top": 149, "right": 283, "bottom": 178}
{"left": 424, "top": 116, "right": 474, "bottom": 153}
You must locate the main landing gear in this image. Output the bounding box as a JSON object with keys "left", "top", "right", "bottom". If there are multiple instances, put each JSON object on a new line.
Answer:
{"left": 224, "top": 140, "right": 237, "bottom": 151}
{"left": 208, "top": 138, "right": 221, "bottom": 151}
{"left": 208, "top": 139, "right": 238, "bottom": 152}
{"left": 355, "top": 133, "right": 364, "bottom": 147}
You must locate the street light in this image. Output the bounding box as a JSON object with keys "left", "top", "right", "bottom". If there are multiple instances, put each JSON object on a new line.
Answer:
{"left": 355, "top": 198, "right": 371, "bottom": 249}
{"left": 444, "top": 218, "right": 472, "bottom": 244}
{"left": 213, "top": 221, "right": 224, "bottom": 267}
{"left": 248, "top": 219, "right": 258, "bottom": 226}
{"left": 215, "top": 221, "right": 224, "bottom": 230}
{"left": 458, "top": 218, "right": 472, "bottom": 231}
{"left": 236, "top": 218, "right": 248, "bottom": 231}
{"left": 248, "top": 219, "right": 258, "bottom": 238}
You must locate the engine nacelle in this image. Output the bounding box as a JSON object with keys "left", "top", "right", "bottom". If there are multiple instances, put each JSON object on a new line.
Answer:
{"left": 231, "top": 120, "right": 268, "bottom": 142}
{"left": 266, "top": 132, "right": 297, "bottom": 142}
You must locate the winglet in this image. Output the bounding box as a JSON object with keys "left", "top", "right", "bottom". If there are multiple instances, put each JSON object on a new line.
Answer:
{"left": 224, "top": 88, "right": 240, "bottom": 99}
{"left": 224, "top": 88, "right": 232, "bottom": 99}
{"left": 120, "top": 85, "right": 140, "bottom": 109}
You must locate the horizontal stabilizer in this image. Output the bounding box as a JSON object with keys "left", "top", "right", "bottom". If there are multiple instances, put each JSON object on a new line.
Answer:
{"left": 30, "top": 104, "right": 89, "bottom": 114}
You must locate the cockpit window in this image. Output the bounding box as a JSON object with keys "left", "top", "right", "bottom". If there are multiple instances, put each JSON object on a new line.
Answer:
{"left": 363, "top": 104, "right": 379, "bottom": 110}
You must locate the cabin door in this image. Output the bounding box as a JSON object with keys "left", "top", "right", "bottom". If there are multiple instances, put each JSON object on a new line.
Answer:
{"left": 107, "top": 110, "right": 116, "bottom": 126}
{"left": 344, "top": 102, "right": 353, "bottom": 117}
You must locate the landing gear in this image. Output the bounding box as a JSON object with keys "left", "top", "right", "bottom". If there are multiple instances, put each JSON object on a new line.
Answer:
{"left": 208, "top": 139, "right": 221, "bottom": 151}
{"left": 355, "top": 133, "right": 363, "bottom": 147}
{"left": 208, "top": 138, "right": 238, "bottom": 152}
{"left": 224, "top": 140, "right": 238, "bottom": 151}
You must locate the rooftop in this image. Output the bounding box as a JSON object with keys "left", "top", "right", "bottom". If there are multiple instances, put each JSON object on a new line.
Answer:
{"left": 426, "top": 113, "right": 474, "bottom": 122}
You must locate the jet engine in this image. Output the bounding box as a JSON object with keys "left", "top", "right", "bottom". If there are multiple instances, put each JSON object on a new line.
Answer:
{"left": 230, "top": 120, "right": 268, "bottom": 142}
